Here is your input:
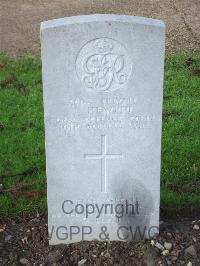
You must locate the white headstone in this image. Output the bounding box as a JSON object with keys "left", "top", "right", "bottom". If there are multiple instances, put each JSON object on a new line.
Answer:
{"left": 41, "top": 14, "right": 165, "bottom": 244}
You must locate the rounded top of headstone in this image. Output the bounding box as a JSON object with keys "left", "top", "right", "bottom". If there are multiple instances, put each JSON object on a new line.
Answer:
{"left": 40, "top": 14, "right": 165, "bottom": 31}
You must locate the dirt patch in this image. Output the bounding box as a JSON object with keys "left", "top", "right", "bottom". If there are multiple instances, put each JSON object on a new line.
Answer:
{"left": 191, "top": 68, "right": 200, "bottom": 76}
{"left": 0, "top": 0, "right": 200, "bottom": 56}
{"left": 0, "top": 211, "right": 200, "bottom": 265}
{"left": 0, "top": 167, "right": 38, "bottom": 180}
{"left": 163, "top": 111, "right": 180, "bottom": 119}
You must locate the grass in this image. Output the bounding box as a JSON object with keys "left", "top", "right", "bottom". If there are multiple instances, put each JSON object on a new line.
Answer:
{"left": 0, "top": 53, "right": 199, "bottom": 216}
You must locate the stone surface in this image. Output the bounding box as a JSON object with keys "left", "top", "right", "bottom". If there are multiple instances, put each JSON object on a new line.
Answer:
{"left": 47, "top": 250, "right": 63, "bottom": 264}
{"left": 193, "top": 224, "right": 199, "bottom": 230}
{"left": 162, "top": 249, "right": 169, "bottom": 256}
{"left": 78, "top": 259, "right": 87, "bottom": 265}
{"left": 164, "top": 242, "right": 173, "bottom": 251}
{"left": 19, "top": 258, "right": 29, "bottom": 265}
{"left": 41, "top": 14, "right": 165, "bottom": 244}
{"left": 155, "top": 242, "right": 165, "bottom": 251}
{"left": 143, "top": 247, "right": 159, "bottom": 266}
{"left": 184, "top": 245, "right": 197, "bottom": 257}
{"left": 5, "top": 234, "right": 12, "bottom": 241}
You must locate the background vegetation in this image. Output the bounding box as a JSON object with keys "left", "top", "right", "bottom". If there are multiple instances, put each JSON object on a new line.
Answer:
{"left": 0, "top": 53, "right": 199, "bottom": 216}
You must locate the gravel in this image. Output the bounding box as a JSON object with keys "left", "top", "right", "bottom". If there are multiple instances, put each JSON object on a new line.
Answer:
{"left": 0, "top": 0, "right": 199, "bottom": 56}
{"left": 0, "top": 212, "right": 200, "bottom": 265}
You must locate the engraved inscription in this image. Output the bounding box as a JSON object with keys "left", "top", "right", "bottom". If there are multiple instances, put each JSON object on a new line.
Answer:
{"left": 84, "top": 135, "right": 123, "bottom": 193}
{"left": 76, "top": 38, "right": 132, "bottom": 91}
{"left": 46, "top": 96, "right": 159, "bottom": 135}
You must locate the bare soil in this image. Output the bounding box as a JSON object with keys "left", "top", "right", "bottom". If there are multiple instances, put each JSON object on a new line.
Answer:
{"left": 1, "top": 211, "right": 200, "bottom": 265}
{"left": 0, "top": 0, "right": 200, "bottom": 56}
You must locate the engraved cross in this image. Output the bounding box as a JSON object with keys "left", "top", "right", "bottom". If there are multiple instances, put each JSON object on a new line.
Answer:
{"left": 84, "top": 135, "right": 123, "bottom": 193}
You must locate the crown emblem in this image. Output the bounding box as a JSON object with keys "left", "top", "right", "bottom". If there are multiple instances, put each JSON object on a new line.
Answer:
{"left": 93, "top": 38, "right": 113, "bottom": 54}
